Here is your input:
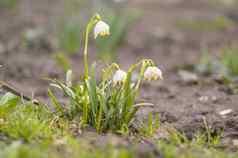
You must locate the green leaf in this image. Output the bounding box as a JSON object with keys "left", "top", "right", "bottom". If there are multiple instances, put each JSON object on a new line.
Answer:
{"left": 0, "top": 93, "right": 19, "bottom": 117}
{"left": 0, "top": 92, "right": 19, "bottom": 106}
{"left": 125, "top": 107, "right": 139, "bottom": 125}
{"left": 147, "top": 112, "right": 153, "bottom": 136}
{"left": 121, "top": 65, "right": 136, "bottom": 121}
{"left": 87, "top": 63, "right": 99, "bottom": 121}
{"left": 48, "top": 89, "right": 64, "bottom": 114}
{"left": 54, "top": 53, "right": 71, "bottom": 72}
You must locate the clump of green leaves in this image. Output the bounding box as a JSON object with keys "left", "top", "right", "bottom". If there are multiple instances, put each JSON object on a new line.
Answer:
{"left": 196, "top": 50, "right": 228, "bottom": 76}
{"left": 0, "top": 137, "right": 138, "bottom": 158}
{"left": 157, "top": 139, "right": 238, "bottom": 158}
{"left": 48, "top": 14, "right": 162, "bottom": 133}
{"left": 0, "top": 96, "right": 54, "bottom": 141}
{"left": 222, "top": 47, "right": 238, "bottom": 76}
{"left": 0, "top": 93, "right": 20, "bottom": 117}
{"left": 0, "top": 141, "right": 47, "bottom": 158}
{"left": 49, "top": 59, "right": 157, "bottom": 133}
{"left": 156, "top": 122, "right": 227, "bottom": 158}
{"left": 165, "top": 117, "right": 222, "bottom": 148}
{"left": 196, "top": 48, "right": 238, "bottom": 93}
{"left": 196, "top": 48, "right": 238, "bottom": 77}
{"left": 176, "top": 16, "right": 234, "bottom": 32}
{"left": 138, "top": 112, "right": 160, "bottom": 137}
{"left": 0, "top": 0, "right": 17, "bottom": 8}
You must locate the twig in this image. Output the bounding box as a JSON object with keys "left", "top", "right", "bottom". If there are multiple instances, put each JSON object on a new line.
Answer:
{"left": 0, "top": 81, "right": 40, "bottom": 105}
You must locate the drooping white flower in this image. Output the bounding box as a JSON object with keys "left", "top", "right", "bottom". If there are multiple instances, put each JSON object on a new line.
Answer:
{"left": 66, "top": 69, "right": 73, "bottom": 87}
{"left": 144, "top": 66, "right": 163, "bottom": 81}
{"left": 94, "top": 20, "right": 110, "bottom": 39}
{"left": 113, "top": 69, "right": 127, "bottom": 85}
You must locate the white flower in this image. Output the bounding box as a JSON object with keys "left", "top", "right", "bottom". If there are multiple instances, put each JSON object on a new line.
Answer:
{"left": 94, "top": 21, "right": 110, "bottom": 39}
{"left": 113, "top": 69, "right": 127, "bottom": 85}
{"left": 144, "top": 66, "right": 163, "bottom": 81}
{"left": 66, "top": 69, "right": 73, "bottom": 87}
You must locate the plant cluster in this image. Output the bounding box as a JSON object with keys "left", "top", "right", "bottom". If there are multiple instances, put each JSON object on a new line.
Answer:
{"left": 48, "top": 14, "right": 163, "bottom": 133}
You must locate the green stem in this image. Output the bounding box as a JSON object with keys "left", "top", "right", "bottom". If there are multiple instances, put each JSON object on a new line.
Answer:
{"left": 135, "top": 59, "right": 154, "bottom": 94}
{"left": 83, "top": 14, "right": 101, "bottom": 79}
{"left": 135, "top": 61, "right": 145, "bottom": 92}
{"left": 84, "top": 25, "right": 90, "bottom": 79}
{"left": 82, "top": 14, "right": 101, "bottom": 123}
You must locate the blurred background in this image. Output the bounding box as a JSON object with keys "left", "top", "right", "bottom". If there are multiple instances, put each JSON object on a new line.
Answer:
{"left": 0, "top": 0, "right": 238, "bottom": 98}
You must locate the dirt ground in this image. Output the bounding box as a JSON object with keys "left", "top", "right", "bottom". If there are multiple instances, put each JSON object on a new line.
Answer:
{"left": 0, "top": 0, "right": 238, "bottom": 148}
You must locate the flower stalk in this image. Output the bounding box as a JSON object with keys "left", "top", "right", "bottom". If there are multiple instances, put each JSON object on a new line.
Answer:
{"left": 83, "top": 26, "right": 90, "bottom": 79}
{"left": 83, "top": 14, "right": 102, "bottom": 79}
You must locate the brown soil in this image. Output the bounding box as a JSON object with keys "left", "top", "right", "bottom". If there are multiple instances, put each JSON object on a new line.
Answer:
{"left": 1, "top": 0, "right": 238, "bottom": 147}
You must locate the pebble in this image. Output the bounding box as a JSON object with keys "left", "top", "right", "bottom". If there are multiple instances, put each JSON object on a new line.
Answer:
{"left": 178, "top": 70, "right": 198, "bottom": 84}
{"left": 24, "top": 28, "right": 44, "bottom": 42}
{"left": 233, "top": 139, "right": 238, "bottom": 146}
{"left": 198, "top": 96, "right": 209, "bottom": 102}
{"left": 219, "top": 109, "right": 233, "bottom": 116}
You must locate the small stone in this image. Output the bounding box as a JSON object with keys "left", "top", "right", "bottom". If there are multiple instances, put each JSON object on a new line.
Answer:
{"left": 211, "top": 96, "right": 218, "bottom": 103}
{"left": 233, "top": 139, "right": 238, "bottom": 146}
{"left": 198, "top": 96, "right": 209, "bottom": 102}
{"left": 154, "top": 27, "right": 168, "bottom": 39}
{"left": 24, "top": 28, "right": 44, "bottom": 42}
{"left": 219, "top": 109, "right": 233, "bottom": 116}
{"left": 178, "top": 70, "right": 198, "bottom": 84}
